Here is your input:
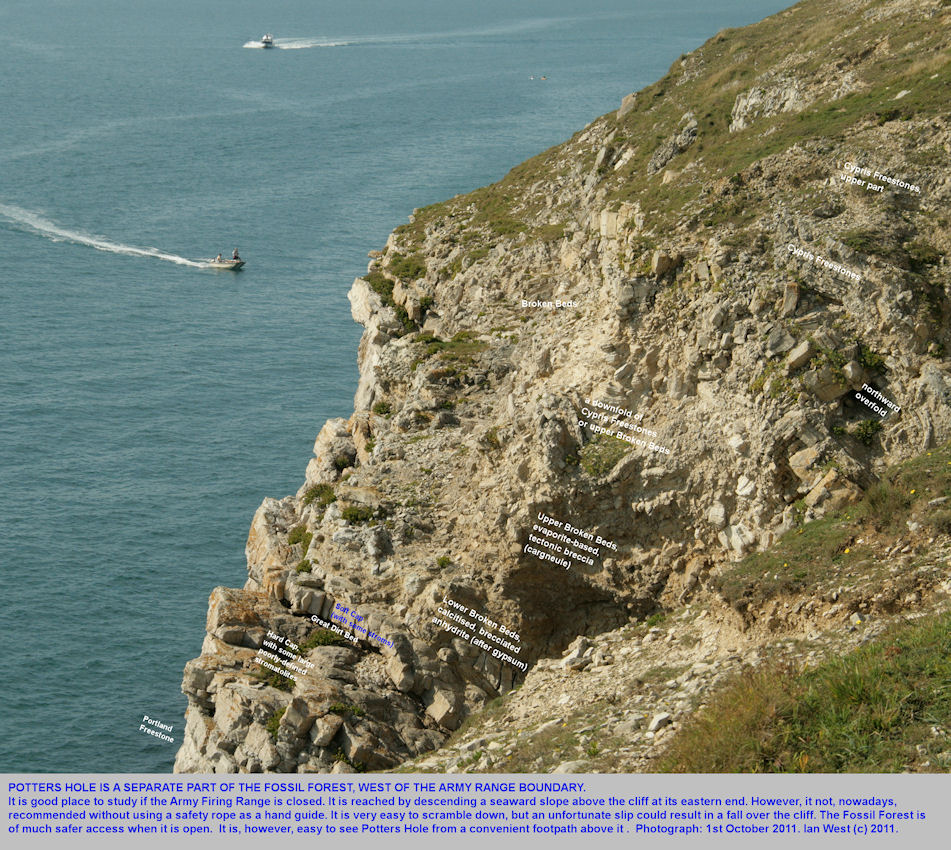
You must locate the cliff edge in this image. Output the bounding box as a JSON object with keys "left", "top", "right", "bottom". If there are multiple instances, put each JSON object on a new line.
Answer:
{"left": 175, "top": 0, "right": 951, "bottom": 774}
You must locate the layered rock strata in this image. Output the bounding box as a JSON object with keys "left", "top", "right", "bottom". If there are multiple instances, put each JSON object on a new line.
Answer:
{"left": 175, "top": 0, "right": 951, "bottom": 773}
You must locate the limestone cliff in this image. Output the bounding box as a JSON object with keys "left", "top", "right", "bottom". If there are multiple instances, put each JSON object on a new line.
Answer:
{"left": 175, "top": 0, "right": 951, "bottom": 774}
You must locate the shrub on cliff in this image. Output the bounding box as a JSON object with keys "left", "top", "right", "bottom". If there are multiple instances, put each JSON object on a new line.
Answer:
{"left": 387, "top": 252, "right": 427, "bottom": 281}
{"left": 287, "top": 524, "right": 312, "bottom": 554}
{"left": 265, "top": 707, "right": 286, "bottom": 741}
{"left": 580, "top": 433, "right": 629, "bottom": 476}
{"left": 332, "top": 454, "right": 353, "bottom": 472}
{"left": 300, "top": 629, "right": 351, "bottom": 650}
{"left": 302, "top": 483, "right": 336, "bottom": 507}
{"left": 341, "top": 505, "right": 374, "bottom": 524}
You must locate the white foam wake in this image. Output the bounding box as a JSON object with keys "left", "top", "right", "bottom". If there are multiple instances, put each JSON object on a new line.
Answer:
{"left": 240, "top": 19, "right": 579, "bottom": 52}
{"left": 242, "top": 37, "right": 356, "bottom": 49}
{"left": 276, "top": 37, "right": 355, "bottom": 49}
{"left": 0, "top": 202, "right": 205, "bottom": 267}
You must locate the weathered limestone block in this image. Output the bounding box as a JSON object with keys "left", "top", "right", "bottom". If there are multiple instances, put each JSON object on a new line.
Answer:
{"left": 246, "top": 499, "right": 297, "bottom": 597}
{"left": 708, "top": 502, "right": 728, "bottom": 528}
{"left": 789, "top": 445, "right": 821, "bottom": 481}
{"left": 281, "top": 697, "right": 317, "bottom": 738}
{"left": 347, "top": 276, "right": 379, "bottom": 326}
{"left": 804, "top": 366, "right": 849, "bottom": 402}
{"left": 780, "top": 282, "right": 799, "bottom": 316}
{"left": 786, "top": 339, "right": 814, "bottom": 371}
{"left": 651, "top": 250, "right": 681, "bottom": 277}
{"left": 310, "top": 713, "right": 344, "bottom": 748}
{"left": 207, "top": 586, "right": 269, "bottom": 648}
{"left": 238, "top": 723, "right": 281, "bottom": 771}
{"left": 386, "top": 656, "right": 416, "bottom": 692}
{"left": 804, "top": 469, "right": 845, "bottom": 509}
{"left": 181, "top": 656, "right": 219, "bottom": 704}
{"left": 338, "top": 723, "right": 380, "bottom": 767}
{"left": 765, "top": 325, "right": 795, "bottom": 356}
{"left": 305, "top": 418, "right": 356, "bottom": 486}
{"left": 730, "top": 76, "right": 806, "bottom": 132}
{"left": 718, "top": 523, "right": 755, "bottom": 555}
{"left": 426, "top": 690, "right": 463, "bottom": 730}
{"left": 736, "top": 475, "right": 756, "bottom": 497}
{"left": 173, "top": 706, "right": 216, "bottom": 773}
{"left": 599, "top": 209, "right": 619, "bottom": 239}
{"left": 842, "top": 360, "right": 865, "bottom": 389}
{"left": 351, "top": 414, "right": 374, "bottom": 466}
{"left": 213, "top": 683, "right": 256, "bottom": 737}
{"left": 617, "top": 92, "right": 637, "bottom": 118}
{"left": 826, "top": 484, "right": 861, "bottom": 512}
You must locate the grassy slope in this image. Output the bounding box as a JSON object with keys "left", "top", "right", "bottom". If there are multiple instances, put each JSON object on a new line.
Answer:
{"left": 716, "top": 440, "right": 951, "bottom": 612}
{"left": 390, "top": 0, "right": 950, "bottom": 262}
{"left": 659, "top": 441, "right": 951, "bottom": 772}
{"left": 375, "top": 1, "right": 951, "bottom": 771}
{"left": 659, "top": 610, "right": 951, "bottom": 772}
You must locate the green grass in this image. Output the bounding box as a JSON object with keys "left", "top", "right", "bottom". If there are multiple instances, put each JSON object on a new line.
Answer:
{"left": 287, "top": 525, "right": 313, "bottom": 555}
{"left": 840, "top": 228, "right": 881, "bottom": 255}
{"left": 333, "top": 748, "right": 366, "bottom": 773}
{"left": 580, "top": 433, "right": 630, "bottom": 476}
{"left": 362, "top": 269, "right": 418, "bottom": 336}
{"left": 372, "top": 401, "right": 392, "bottom": 417}
{"left": 302, "top": 483, "right": 336, "bottom": 508}
{"left": 659, "top": 611, "right": 951, "bottom": 772}
{"left": 597, "top": 0, "right": 951, "bottom": 236}
{"left": 333, "top": 454, "right": 354, "bottom": 472}
{"left": 299, "top": 629, "right": 353, "bottom": 650}
{"left": 295, "top": 559, "right": 312, "bottom": 574}
{"left": 852, "top": 419, "right": 883, "bottom": 446}
{"left": 266, "top": 707, "right": 286, "bottom": 741}
{"left": 482, "top": 426, "right": 501, "bottom": 451}
{"left": 905, "top": 240, "right": 941, "bottom": 274}
{"left": 341, "top": 505, "right": 375, "bottom": 524}
{"left": 328, "top": 703, "right": 366, "bottom": 717}
{"left": 412, "top": 331, "right": 489, "bottom": 370}
{"left": 716, "top": 442, "right": 951, "bottom": 611}
{"left": 364, "top": 269, "right": 393, "bottom": 301}
{"left": 750, "top": 360, "right": 793, "bottom": 398}
{"left": 388, "top": 252, "right": 427, "bottom": 281}
{"left": 377, "top": 0, "right": 951, "bottom": 279}
{"left": 856, "top": 342, "right": 887, "bottom": 373}
{"left": 254, "top": 666, "right": 294, "bottom": 692}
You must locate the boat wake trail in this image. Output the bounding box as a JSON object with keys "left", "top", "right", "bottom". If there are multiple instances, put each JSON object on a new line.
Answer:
{"left": 243, "top": 37, "right": 356, "bottom": 49}
{"left": 0, "top": 203, "right": 205, "bottom": 267}
{"left": 242, "top": 19, "right": 574, "bottom": 51}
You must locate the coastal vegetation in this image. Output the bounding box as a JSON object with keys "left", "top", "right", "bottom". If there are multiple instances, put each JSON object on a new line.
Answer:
{"left": 579, "top": 432, "right": 630, "bottom": 476}
{"left": 302, "top": 483, "right": 336, "bottom": 508}
{"left": 266, "top": 708, "right": 286, "bottom": 741}
{"left": 340, "top": 504, "right": 375, "bottom": 524}
{"left": 287, "top": 524, "right": 312, "bottom": 555}
{"left": 715, "top": 441, "right": 951, "bottom": 612}
{"left": 659, "top": 611, "right": 951, "bottom": 772}
{"left": 299, "top": 629, "right": 352, "bottom": 650}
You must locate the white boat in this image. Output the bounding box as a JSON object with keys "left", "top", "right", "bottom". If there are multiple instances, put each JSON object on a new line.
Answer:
{"left": 261, "top": 33, "right": 274, "bottom": 47}
{"left": 208, "top": 258, "right": 245, "bottom": 270}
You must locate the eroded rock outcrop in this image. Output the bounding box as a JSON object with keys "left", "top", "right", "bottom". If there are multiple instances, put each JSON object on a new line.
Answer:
{"left": 176, "top": 0, "right": 951, "bottom": 773}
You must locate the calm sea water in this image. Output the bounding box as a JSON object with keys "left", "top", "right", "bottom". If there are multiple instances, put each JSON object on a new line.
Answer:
{"left": 0, "top": 0, "right": 790, "bottom": 772}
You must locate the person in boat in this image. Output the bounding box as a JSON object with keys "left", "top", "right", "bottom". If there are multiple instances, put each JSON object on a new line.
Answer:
{"left": 232, "top": 248, "right": 240, "bottom": 261}
{"left": 215, "top": 253, "right": 222, "bottom": 263}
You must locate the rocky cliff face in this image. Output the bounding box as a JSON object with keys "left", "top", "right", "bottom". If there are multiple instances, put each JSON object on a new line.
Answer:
{"left": 175, "top": 0, "right": 951, "bottom": 774}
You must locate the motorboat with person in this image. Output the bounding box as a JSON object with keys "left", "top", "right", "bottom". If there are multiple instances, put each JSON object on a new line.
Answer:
{"left": 209, "top": 250, "right": 244, "bottom": 270}
{"left": 261, "top": 33, "right": 274, "bottom": 47}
